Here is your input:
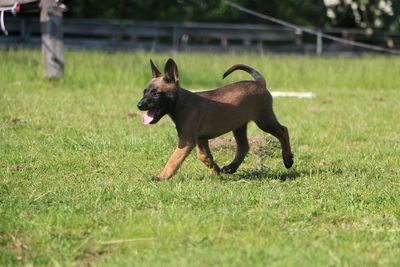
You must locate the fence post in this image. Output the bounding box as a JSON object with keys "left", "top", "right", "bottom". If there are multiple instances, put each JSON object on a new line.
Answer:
{"left": 19, "top": 18, "right": 26, "bottom": 42}
{"left": 172, "top": 25, "right": 179, "bottom": 52}
{"left": 40, "top": 0, "right": 64, "bottom": 79}
{"left": 316, "top": 29, "right": 322, "bottom": 56}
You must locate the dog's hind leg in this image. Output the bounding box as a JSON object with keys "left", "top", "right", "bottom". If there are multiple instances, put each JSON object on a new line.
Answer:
{"left": 221, "top": 124, "right": 249, "bottom": 174}
{"left": 255, "top": 113, "right": 294, "bottom": 168}
{"left": 196, "top": 139, "right": 220, "bottom": 175}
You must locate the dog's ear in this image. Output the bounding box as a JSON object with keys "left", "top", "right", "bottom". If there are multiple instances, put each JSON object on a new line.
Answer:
{"left": 150, "top": 59, "right": 161, "bottom": 78}
{"left": 164, "top": 58, "right": 179, "bottom": 83}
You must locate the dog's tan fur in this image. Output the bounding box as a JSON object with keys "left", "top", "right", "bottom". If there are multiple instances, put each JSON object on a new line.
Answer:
{"left": 137, "top": 59, "right": 293, "bottom": 180}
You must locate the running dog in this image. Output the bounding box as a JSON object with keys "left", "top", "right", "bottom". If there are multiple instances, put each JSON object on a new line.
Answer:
{"left": 137, "top": 59, "right": 293, "bottom": 180}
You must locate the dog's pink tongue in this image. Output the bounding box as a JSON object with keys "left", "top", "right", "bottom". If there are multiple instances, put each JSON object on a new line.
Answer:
{"left": 142, "top": 111, "right": 154, "bottom": 125}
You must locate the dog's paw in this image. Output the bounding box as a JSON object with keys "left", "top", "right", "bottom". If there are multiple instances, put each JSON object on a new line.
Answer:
{"left": 221, "top": 165, "right": 238, "bottom": 174}
{"left": 283, "top": 154, "right": 294, "bottom": 169}
{"left": 151, "top": 176, "right": 168, "bottom": 182}
{"left": 210, "top": 165, "right": 221, "bottom": 175}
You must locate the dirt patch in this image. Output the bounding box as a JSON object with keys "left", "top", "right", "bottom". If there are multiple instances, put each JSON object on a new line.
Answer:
{"left": 6, "top": 235, "right": 29, "bottom": 261}
{"left": 79, "top": 250, "right": 109, "bottom": 267}
{"left": 209, "top": 136, "right": 274, "bottom": 153}
{"left": 10, "top": 118, "right": 27, "bottom": 126}
{"left": 372, "top": 96, "right": 384, "bottom": 102}
{"left": 83, "top": 250, "right": 107, "bottom": 261}
{"left": 307, "top": 105, "right": 320, "bottom": 112}
{"left": 8, "top": 235, "right": 28, "bottom": 252}
{"left": 126, "top": 112, "right": 138, "bottom": 117}
{"left": 8, "top": 165, "right": 22, "bottom": 173}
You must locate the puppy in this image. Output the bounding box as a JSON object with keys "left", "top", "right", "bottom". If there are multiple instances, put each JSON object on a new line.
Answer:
{"left": 137, "top": 58, "right": 293, "bottom": 180}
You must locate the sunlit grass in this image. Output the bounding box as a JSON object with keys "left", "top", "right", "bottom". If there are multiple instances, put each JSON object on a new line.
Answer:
{"left": 1, "top": 49, "right": 400, "bottom": 266}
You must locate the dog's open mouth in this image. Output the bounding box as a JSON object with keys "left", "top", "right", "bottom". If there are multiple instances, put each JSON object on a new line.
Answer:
{"left": 142, "top": 109, "right": 160, "bottom": 125}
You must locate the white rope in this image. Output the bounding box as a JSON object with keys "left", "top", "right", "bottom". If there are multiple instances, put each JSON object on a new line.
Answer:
{"left": 193, "top": 89, "right": 316, "bottom": 99}
{"left": 0, "top": 2, "right": 19, "bottom": 35}
{"left": 271, "top": 91, "right": 315, "bottom": 98}
{"left": 223, "top": 0, "right": 400, "bottom": 55}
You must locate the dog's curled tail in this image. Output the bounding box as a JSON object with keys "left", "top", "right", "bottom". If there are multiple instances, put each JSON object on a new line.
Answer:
{"left": 222, "top": 64, "right": 266, "bottom": 87}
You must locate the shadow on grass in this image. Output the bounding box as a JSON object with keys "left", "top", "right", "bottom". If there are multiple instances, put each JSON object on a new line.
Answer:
{"left": 218, "top": 167, "right": 306, "bottom": 182}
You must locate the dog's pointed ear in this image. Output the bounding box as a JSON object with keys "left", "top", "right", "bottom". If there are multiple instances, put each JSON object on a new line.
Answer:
{"left": 164, "top": 58, "right": 179, "bottom": 83}
{"left": 150, "top": 59, "right": 161, "bottom": 78}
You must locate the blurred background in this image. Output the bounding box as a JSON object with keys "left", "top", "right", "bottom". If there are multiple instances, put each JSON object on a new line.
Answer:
{"left": 1, "top": 0, "right": 399, "bottom": 55}
{"left": 65, "top": 0, "right": 398, "bottom": 29}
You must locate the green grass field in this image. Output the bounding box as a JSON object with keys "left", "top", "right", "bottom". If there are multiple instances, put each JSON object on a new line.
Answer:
{"left": 1, "top": 50, "right": 400, "bottom": 266}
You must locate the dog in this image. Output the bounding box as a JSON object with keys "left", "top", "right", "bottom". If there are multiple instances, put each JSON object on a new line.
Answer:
{"left": 137, "top": 58, "right": 293, "bottom": 180}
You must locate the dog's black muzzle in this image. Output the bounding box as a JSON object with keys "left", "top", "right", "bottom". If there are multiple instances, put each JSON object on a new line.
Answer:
{"left": 137, "top": 100, "right": 146, "bottom": 111}
{"left": 137, "top": 99, "right": 154, "bottom": 111}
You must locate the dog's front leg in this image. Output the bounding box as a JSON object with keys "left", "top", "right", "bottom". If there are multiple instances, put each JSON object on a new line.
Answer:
{"left": 154, "top": 139, "right": 195, "bottom": 181}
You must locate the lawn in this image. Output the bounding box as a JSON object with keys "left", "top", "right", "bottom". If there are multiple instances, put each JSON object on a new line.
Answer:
{"left": 1, "top": 50, "right": 400, "bottom": 266}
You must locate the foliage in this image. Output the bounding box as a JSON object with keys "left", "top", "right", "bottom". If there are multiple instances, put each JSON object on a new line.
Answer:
{"left": 64, "top": 0, "right": 400, "bottom": 31}
{"left": 324, "top": 0, "right": 399, "bottom": 32}
{"left": 1, "top": 50, "right": 400, "bottom": 266}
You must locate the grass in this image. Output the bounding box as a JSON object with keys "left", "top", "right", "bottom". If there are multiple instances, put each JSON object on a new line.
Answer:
{"left": 1, "top": 49, "right": 400, "bottom": 266}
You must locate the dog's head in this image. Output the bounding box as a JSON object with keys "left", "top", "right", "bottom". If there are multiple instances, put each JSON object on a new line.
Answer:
{"left": 137, "top": 58, "right": 180, "bottom": 125}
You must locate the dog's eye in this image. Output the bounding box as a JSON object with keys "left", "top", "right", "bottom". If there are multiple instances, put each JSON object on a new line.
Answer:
{"left": 143, "top": 89, "right": 147, "bottom": 94}
{"left": 150, "top": 89, "right": 159, "bottom": 96}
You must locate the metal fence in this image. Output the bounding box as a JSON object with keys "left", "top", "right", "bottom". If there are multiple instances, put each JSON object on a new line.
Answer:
{"left": 1, "top": 16, "right": 399, "bottom": 55}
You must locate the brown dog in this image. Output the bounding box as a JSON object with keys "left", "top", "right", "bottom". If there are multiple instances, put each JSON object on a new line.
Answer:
{"left": 137, "top": 58, "right": 293, "bottom": 180}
